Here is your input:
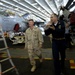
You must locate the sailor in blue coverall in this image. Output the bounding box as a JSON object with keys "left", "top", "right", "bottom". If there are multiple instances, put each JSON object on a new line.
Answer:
{"left": 44, "top": 13, "right": 66, "bottom": 75}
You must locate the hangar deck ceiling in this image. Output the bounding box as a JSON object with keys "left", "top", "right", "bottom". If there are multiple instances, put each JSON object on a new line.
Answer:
{"left": 0, "top": 0, "right": 75, "bottom": 21}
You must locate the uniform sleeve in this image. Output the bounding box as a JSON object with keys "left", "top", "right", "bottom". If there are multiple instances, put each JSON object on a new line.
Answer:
{"left": 38, "top": 29, "right": 44, "bottom": 44}
{"left": 44, "top": 28, "right": 53, "bottom": 36}
{"left": 25, "top": 30, "right": 28, "bottom": 48}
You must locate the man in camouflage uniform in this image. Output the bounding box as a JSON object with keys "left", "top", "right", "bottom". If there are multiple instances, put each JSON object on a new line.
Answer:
{"left": 25, "top": 19, "right": 43, "bottom": 72}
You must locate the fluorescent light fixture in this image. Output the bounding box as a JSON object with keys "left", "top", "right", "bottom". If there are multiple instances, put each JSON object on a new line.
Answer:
{"left": 63, "top": 0, "right": 69, "bottom": 6}
{"left": 69, "top": 6, "right": 75, "bottom": 12}
{"left": 14, "top": 8, "right": 19, "bottom": 11}
{"left": 0, "top": 2, "right": 3, "bottom": 5}
{"left": 32, "top": 3, "right": 38, "bottom": 5}
{"left": 9, "top": 15, "right": 14, "bottom": 18}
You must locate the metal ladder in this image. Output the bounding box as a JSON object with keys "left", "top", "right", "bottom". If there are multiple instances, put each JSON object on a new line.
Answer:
{"left": 0, "top": 25, "right": 19, "bottom": 75}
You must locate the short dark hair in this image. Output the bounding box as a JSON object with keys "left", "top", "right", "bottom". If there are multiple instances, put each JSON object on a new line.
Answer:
{"left": 53, "top": 13, "right": 58, "bottom": 18}
{"left": 28, "top": 19, "right": 34, "bottom": 22}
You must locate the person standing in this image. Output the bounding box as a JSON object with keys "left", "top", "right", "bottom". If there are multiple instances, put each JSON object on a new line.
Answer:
{"left": 44, "top": 14, "right": 66, "bottom": 75}
{"left": 25, "top": 19, "right": 43, "bottom": 72}
{"left": 65, "top": 22, "right": 72, "bottom": 48}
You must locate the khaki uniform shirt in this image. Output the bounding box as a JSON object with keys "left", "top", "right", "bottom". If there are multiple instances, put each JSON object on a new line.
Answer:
{"left": 25, "top": 26, "right": 43, "bottom": 49}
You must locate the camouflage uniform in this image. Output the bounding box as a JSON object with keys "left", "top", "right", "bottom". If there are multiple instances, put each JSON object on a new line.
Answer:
{"left": 25, "top": 26, "right": 43, "bottom": 66}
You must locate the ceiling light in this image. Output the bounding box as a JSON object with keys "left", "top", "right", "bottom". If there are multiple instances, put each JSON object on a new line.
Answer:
{"left": 32, "top": 3, "right": 38, "bottom": 5}
{"left": 9, "top": 16, "right": 14, "bottom": 18}
{"left": 0, "top": 2, "right": 3, "bottom": 5}
{"left": 69, "top": 6, "right": 75, "bottom": 12}
{"left": 14, "top": 8, "right": 19, "bottom": 11}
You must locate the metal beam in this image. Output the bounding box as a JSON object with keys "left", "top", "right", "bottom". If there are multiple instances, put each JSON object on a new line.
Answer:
{"left": 68, "top": 1, "right": 75, "bottom": 10}
{"left": 65, "top": 0, "right": 73, "bottom": 9}
{"left": 53, "top": 0, "right": 59, "bottom": 14}
{"left": 24, "top": 0, "right": 49, "bottom": 17}
{"left": 45, "top": 0, "right": 54, "bottom": 14}
{"left": 35, "top": 0, "right": 50, "bottom": 14}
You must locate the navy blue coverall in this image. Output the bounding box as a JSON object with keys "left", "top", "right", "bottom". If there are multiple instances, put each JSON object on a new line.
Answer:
{"left": 45, "top": 21, "right": 66, "bottom": 75}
